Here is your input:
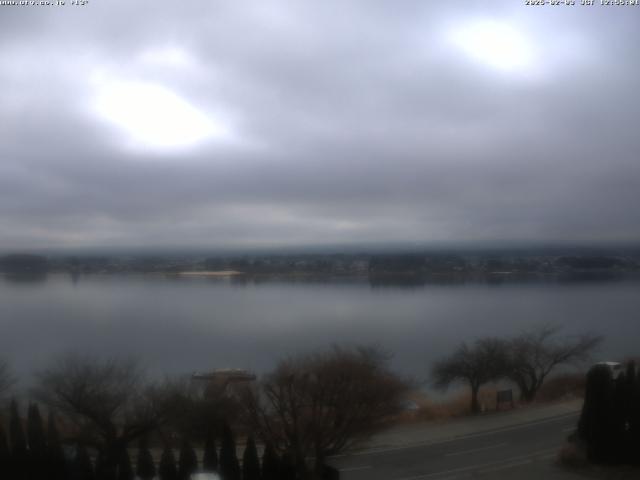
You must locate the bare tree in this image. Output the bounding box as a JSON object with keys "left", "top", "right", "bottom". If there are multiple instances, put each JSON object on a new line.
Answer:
{"left": 0, "top": 358, "right": 15, "bottom": 399}
{"left": 432, "top": 338, "right": 509, "bottom": 414}
{"left": 33, "top": 354, "right": 173, "bottom": 480}
{"left": 241, "top": 345, "right": 409, "bottom": 478}
{"left": 156, "top": 375, "right": 242, "bottom": 443}
{"left": 507, "top": 325, "right": 602, "bottom": 402}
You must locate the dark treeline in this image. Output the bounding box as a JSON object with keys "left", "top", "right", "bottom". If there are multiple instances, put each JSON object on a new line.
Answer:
{"left": 0, "top": 254, "right": 49, "bottom": 274}
{"left": 0, "top": 400, "right": 327, "bottom": 480}
{"left": 576, "top": 361, "right": 640, "bottom": 465}
{"left": 0, "top": 346, "right": 402, "bottom": 480}
{"left": 3, "top": 248, "right": 640, "bottom": 278}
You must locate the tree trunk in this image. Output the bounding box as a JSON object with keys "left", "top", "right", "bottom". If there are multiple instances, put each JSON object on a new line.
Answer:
{"left": 470, "top": 384, "right": 481, "bottom": 414}
{"left": 524, "top": 373, "right": 541, "bottom": 403}
{"left": 521, "top": 388, "right": 536, "bottom": 403}
{"left": 518, "top": 380, "right": 537, "bottom": 403}
{"left": 314, "top": 444, "right": 328, "bottom": 478}
{"left": 97, "top": 438, "right": 125, "bottom": 480}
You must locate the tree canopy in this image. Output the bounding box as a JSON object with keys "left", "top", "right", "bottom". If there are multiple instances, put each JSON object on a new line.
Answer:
{"left": 242, "top": 345, "right": 409, "bottom": 476}
{"left": 507, "top": 325, "right": 602, "bottom": 402}
{"left": 33, "top": 354, "right": 172, "bottom": 479}
{"left": 432, "top": 338, "right": 508, "bottom": 414}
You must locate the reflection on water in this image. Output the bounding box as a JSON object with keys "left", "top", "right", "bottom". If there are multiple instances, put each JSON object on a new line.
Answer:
{"left": 3, "top": 272, "right": 48, "bottom": 284}
{"left": 1, "top": 273, "right": 639, "bottom": 384}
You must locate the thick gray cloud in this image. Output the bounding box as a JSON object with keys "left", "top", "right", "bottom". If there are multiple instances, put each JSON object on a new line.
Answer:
{"left": 1, "top": 0, "right": 639, "bottom": 249}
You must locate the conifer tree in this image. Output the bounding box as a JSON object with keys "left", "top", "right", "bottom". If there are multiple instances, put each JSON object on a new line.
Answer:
{"left": 72, "top": 445, "right": 95, "bottom": 480}
{"left": 94, "top": 449, "right": 117, "bottom": 480}
{"left": 47, "top": 412, "right": 67, "bottom": 480}
{"left": 624, "top": 361, "right": 636, "bottom": 412}
{"left": 578, "top": 364, "right": 616, "bottom": 463}
{"left": 279, "top": 452, "right": 296, "bottom": 480}
{"left": 158, "top": 446, "right": 178, "bottom": 480}
{"left": 10, "top": 399, "right": 28, "bottom": 480}
{"left": 242, "top": 436, "right": 261, "bottom": 480}
{"left": 136, "top": 437, "right": 156, "bottom": 480}
{"left": 94, "top": 451, "right": 106, "bottom": 480}
{"left": 611, "top": 371, "right": 628, "bottom": 463}
{"left": 28, "top": 403, "right": 47, "bottom": 479}
{"left": 620, "top": 362, "right": 637, "bottom": 463}
{"left": 219, "top": 423, "right": 240, "bottom": 480}
{"left": 28, "top": 404, "right": 47, "bottom": 458}
{"left": 629, "top": 363, "right": 640, "bottom": 465}
{"left": 261, "top": 443, "right": 280, "bottom": 480}
{"left": 117, "top": 449, "right": 134, "bottom": 480}
{"left": 202, "top": 430, "right": 218, "bottom": 472}
{"left": 178, "top": 438, "right": 198, "bottom": 480}
{"left": 0, "top": 422, "right": 11, "bottom": 480}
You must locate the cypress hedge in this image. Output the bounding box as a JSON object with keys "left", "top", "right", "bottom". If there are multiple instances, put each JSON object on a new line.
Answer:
{"left": 158, "top": 446, "right": 178, "bottom": 480}
{"left": 202, "top": 429, "right": 218, "bottom": 473}
{"left": 136, "top": 437, "right": 156, "bottom": 480}
{"left": 242, "top": 436, "right": 260, "bottom": 480}
{"left": 578, "top": 361, "right": 640, "bottom": 464}
{"left": 219, "top": 423, "right": 240, "bottom": 480}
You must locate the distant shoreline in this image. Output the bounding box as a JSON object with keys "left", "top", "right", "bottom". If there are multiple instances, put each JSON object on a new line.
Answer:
{"left": 176, "top": 270, "right": 243, "bottom": 276}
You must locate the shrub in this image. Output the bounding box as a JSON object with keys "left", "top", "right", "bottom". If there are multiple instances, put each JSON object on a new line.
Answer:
{"left": 136, "top": 437, "right": 156, "bottom": 480}
{"left": 202, "top": 430, "right": 218, "bottom": 473}
{"left": 219, "top": 423, "right": 240, "bottom": 480}
{"left": 178, "top": 438, "right": 198, "bottom": 480}
{"left": 242, "top": 436, "right": 260, "bottom": 480}
{"left": 158, "top": 446, "right": 178, "bottom": 480}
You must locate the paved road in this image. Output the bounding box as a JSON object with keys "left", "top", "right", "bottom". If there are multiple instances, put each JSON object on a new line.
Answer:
{"left": 328, "top": 412, "right": 581, "bottom": 480}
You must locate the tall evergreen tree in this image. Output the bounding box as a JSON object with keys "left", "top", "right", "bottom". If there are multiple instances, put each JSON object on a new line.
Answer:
{"left": 47, "top": 412, "right": 67, "bottom": 480}
{"left": 94, "top": 449, "right": 117, "bottom": 480}
{"left": 0, "top": 422, "right": 11, "bottom": 480}
{"left": 158, "top": 446, "right": 178, "bottom": 480}
{"left": 242, "top": 436, "right": 261, "bottom": 480}
{"left": 620, "top": 363, "right": 637, "bottom": 463}
{"left": 28, "top": 403, "right": 48, "bottom": 479}
{"left": 261, "top": 443, "right": 280, "bottom": 480}
{"left": 136, "top": 437, "right": 156, "bottom": 480}
{"left": 178, "top": 438, "right": 198, "bottom": 480}
{"left": 279, "top": 452, "right": 296, "bottom": 480}
{"left": 10, "top": 399, "right": 28, "bottom": 480}
{"left": 219, "top": 423, "right": 240, "bottom": 480}
{"left": 633, "top": 367, "right": 640, "bottom": 465}
{"left": 72, "top": 445, "right": 95, "bottom": 480}
{"left": 578, "top": 364, "right": 616, "bottom": 463}
{"left": 28, "top": 404, "right": 47, "bottom": 458}
{"left": 624, "top": 362, "right": 636, "bottom": 413}
{"left": 94, "top": 451, "right": 106, "bottom": 480}
{"left": 202, "top": 430, "right": 218, "bottom": 473}
{"left": 611, "top": 372, "right": 628, "bottom": 463}
{"left": 116, "top": 449, "right": 134, "bottom": 480}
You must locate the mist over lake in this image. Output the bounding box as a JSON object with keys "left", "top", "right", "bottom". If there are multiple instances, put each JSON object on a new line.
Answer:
{"left": 2, "top": 274, "right": 638, "bottom": 386}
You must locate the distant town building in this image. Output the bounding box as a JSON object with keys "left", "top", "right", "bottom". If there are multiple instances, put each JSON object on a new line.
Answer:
{"left": 191, "top": 368, "right": 256, "bottom": 397}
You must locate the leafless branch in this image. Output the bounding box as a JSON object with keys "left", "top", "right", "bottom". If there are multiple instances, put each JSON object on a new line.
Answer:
{"left": 240, "top": 345, "right": 410, "bottom": 477}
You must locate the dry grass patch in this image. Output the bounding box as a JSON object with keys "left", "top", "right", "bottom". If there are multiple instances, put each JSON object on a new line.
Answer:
{"left": 396, "top": 388, "right": 502, "bottom": 423}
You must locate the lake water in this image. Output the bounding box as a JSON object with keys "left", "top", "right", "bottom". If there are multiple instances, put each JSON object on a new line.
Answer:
{"left": 1, "top": 273, "right": 639, "bottom": 387}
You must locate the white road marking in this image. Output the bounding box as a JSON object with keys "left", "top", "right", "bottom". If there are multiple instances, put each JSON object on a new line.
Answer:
{"left": 444, "top": 442, "right": 507, "bottom": 457}
{"left": 393, "top": 447, "right": 558, "bottom": 480}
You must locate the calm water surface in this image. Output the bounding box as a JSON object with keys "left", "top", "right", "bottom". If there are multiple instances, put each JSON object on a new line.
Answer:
{"left": 1, "top": 274, "right": 639, "bottom": 384}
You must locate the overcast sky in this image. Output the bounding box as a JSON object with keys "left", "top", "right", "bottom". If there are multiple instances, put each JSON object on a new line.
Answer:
{"left": 1, "top": 0, "right": 639, "bottom": 250}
